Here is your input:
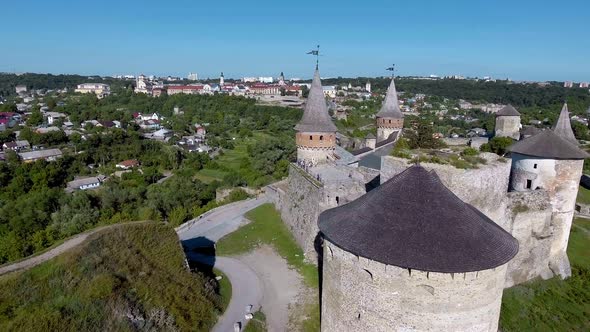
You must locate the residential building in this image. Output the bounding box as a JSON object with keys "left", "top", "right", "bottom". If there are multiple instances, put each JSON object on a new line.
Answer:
{"left": 45, "top": 112, "right": 67, "bottom": 125}
{"left": 322, "top": 86, "right": 337, "bottom": 98}
{"left": 35, "top": 126, "right": 61, "bottom": 134}
{"left": 167, "top": 85, "right": 203, "bottom": 95}
{"left": 580, "top": 82, "right": 589, "bottom": 88}
{"left": 66, "top": 176, "right": 102, "bottom": 192}
{"left": 15, "top": 85, "right": 27, "bottom": 94}
{"left": 18, "top": 149, "right": 63, "bottom": 162}
{"left": 2, "top": 140, "right": 30, "bottom": 151}
{"left": 564, "top": 81, "right": 574, "bottom": 88}
{"left": 187, "top": 72, "right": 198, "bottom": 80}
{"left": 75, "top": 83, "right": 111, "bottom": 98}
{"left": 116, "top": 159, "right": 139, "bottom": 169}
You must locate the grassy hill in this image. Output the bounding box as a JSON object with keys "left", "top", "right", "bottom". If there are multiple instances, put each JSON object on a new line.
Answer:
{"left": 0, "top": 222, "right": 223, "bottom": 331}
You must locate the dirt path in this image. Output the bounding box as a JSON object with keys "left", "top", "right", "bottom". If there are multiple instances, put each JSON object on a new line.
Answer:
{"left": 237, "top": 245, "right": 303, "bottom": 332}
{"left": 0, "top": 221, "right": 149, "bottom": 276}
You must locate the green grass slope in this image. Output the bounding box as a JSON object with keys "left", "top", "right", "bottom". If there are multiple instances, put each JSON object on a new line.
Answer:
{"left": 0, "top": 222, "right": 223, "bottom": 332}
{"left": 500, "top": 218, "right": 590, "bottom": 331}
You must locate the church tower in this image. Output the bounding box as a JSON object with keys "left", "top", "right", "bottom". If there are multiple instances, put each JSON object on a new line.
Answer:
{"left": 219, "top": 72, "right": 225, "bottom": 86}
{"left": 376, "top": 75, "right": 404, "bottom": 142}
{"left": 295, "top": 67, "right": 337, "bottom": 166}
{"left": 279, "top": 71, "right": 286, "bottom": 86}
{"left": 365, "top": 80, "right": 371, "bottom": 93}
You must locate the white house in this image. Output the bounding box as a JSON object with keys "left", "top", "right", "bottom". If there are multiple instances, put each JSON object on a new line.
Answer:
{"left": 66, "top": 176, "right": 102, "bottom": 192}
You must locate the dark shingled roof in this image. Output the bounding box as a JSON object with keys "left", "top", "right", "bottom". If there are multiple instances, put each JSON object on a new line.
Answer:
{"left": 495, "top": 105, "right": 520, "bottom": 117}
{"left": 318, "top": 165, "right": 519, "bottom": 273}
{"left": 553, "top": 103, "right": 577, "bottom": 146}
{"left": 351, "top": 147, "right": 372, "bottom": 156}
{"left": 375, "top": 131, "right": 399, "bottom": 148}
{"left": 376, "top": 77, "right": 404, "bottom": 119}
{"left": 294, "top": 68, "right": 338, "bottom": 133}
{"left": 509, "top": 130, "right": 589, "bottom": 160}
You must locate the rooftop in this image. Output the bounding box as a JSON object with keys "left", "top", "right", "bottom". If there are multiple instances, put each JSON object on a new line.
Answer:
{"left": 318, "top": 165, "right": 519, "bottom": 273}
{"left": 553, "top": 103, "right": 577, "bottom": 145}
{"left": 294, "top": 68, "right": 337, "bottom": 133}
{"left": 375, "top": 76, "right": 404, "bottom": 119}
{"left": 495, "top": 104, "right": 521, "bottom": 117}
{"left": 509, "top": 129, "right": 589, "bottom": 160}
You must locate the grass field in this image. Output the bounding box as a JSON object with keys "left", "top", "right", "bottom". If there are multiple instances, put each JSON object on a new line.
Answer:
{"left": 576, "top": 186, "right": 590, "bottom": 205}
{"left": 214, "top": 268, "right": 232, "bottom": 312}
{"left": 499, "top": 218, "right": 590, "bottom": 331}
{"left": 0, "top": 222, "right": 223, "bottom": 331}
{"left": 194, "top": 168, "right": 228, "bottom": 183}
{"left": 216, "top": 203, "right": 318, "bottom": 288}
{"left": 243, "top": 311, "right": 267, "bottom": 332}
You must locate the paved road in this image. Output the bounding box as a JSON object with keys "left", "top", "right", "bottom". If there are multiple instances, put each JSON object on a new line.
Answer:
{"left": 0, "top": 221, "right": 149, "bottom": 276}
{"left": 176, "top": 196, "right": 269, "bottom": 332}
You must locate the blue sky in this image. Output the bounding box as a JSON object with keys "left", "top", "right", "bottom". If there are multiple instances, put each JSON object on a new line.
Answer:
{"left": 1, "top": 0, "right": 588, "bottom": 81}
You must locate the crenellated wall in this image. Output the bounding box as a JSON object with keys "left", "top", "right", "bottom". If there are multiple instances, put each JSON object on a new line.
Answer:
{"left": 321, "top": 241, "right": 508, "bottom": 332}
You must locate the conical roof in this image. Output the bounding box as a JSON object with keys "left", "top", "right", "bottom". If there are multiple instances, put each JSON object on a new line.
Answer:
{"left": 376, "top": 77, "right": 404, "bottom": 119}
{"left": 553, "top": 103, "right": 577, "bottom": 145}
{"left": 318, "top": 165, "right": 519, "bottom": 273}
{"left": 509, "top": 129, "right": 588, "bottom": 160}
{"left": 496, "top": 105, "right": 520, "bottom": 117}
{"left": 295, "top": 69, "right": 337, "bottom": 132}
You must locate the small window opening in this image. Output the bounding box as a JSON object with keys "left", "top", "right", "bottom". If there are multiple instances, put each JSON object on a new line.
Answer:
{"left": 309, "top": 135, "right": 313, "bottom": 140}
{"left": 320, "top": 135, "right": 324, "bottom": 141}
{"left": 533, "top": 163, "right": 538, "bottom": 169}
{"left": 526, "top": 179, "right": 532, "bottom": 189}
{"left": 336, "top": 196, "right": 340, "bottom": 205}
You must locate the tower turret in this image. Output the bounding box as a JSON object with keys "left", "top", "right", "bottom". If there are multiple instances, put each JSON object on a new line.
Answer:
{"left": 508, "top": 116, "right": 589, "bottom": 277}
{"left": 553, "top": 102, "right": 577, "bottom": 145}
{"left": 319, "top": 166, "right": 518, "bottom": 332}
{"left": 295, "top": 67, "right": 337, "bottom": 166}
{"left": 494, "top": 105, "right": 521, "bottom": 140}
{"left": 375, "top": 76, "right": 404, "bottom": 142}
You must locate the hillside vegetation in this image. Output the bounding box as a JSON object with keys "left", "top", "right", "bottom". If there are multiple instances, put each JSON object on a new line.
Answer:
{"left": 0, "top": 222, "right": 223, "bottom": 331}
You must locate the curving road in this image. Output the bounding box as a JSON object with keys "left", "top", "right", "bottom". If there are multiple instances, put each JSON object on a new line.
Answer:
{"left": 176, "top": 196, "right": 269, "bottom": 332}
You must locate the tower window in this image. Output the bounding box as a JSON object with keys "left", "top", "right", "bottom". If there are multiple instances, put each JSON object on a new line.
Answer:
{"left": 320, "top": 135, "right": 324, "bottom": 141}
{"left": 526, "top": 179, "right": 532, "bottom": 189}
{"left": 389, "top": 119, "right": 392, "bottom": 124}
{"left": 309, "top": 135, "right": 313, "bottom": 140}
{"left": 336, "top": 196, "right": 340, "bottom": 204}
{"left": 533, "top": 163, "right": 538, "bottom": 169}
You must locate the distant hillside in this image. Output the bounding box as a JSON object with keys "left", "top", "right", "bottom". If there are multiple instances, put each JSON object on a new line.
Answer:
{"left": 0, "top": 73, "right": 129, "bottom": 97}
{"left": 0, "top": 222, "right": 223, "bottom": 331}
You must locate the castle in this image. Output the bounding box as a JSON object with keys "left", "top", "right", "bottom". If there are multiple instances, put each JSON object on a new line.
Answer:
{"left": 268, "top": 65, "right": 588, "bottom": 331}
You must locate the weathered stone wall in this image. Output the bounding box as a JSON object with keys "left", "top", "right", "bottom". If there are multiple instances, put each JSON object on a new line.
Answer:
{"left": 277, "top": 165, "right": 324, "bottom": 259}
{"left": 504, "top": 190, "right": 553, "bottom": 287}
{"left": 380, "top": 154, "right": 512, "bottom": 228}
{"left": 377, "top": 127, "right": 401, "bottom": 142}
{"left": 297, "top": 146, "right": 335, "bottom": 166}
{"left": 510, "top": 155, "right": 584, "bottom": 277}
{"left": 277, "top": 164, "right": 369, "bottom": 263}
{"left": 321, "top": 241, "right": 508, "bottom": 332}
{"left": 495, "top": 116, "right": 520, "bottom": 140}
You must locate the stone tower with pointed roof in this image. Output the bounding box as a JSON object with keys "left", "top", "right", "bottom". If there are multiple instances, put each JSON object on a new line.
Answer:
{"left": 376, "top": 76, "right": 404, "bottom": 142}
{"left": 495, "top": 105, "right": 521, "bottom": 140}
{"left": 295, "top": 67, "right": 338, "bottom": 166}
{"left": 319, "top": 165, "right": 518, "bottom": 331}
{"left": 508, "top": 106, "right": 589, "bottom": 277}
{"left": 553, "top": 103, "right": 577, "bottom": 145}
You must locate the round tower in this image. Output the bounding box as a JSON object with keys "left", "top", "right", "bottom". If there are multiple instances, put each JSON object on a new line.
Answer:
{"left": 494, "top": 105, "right": 521, "bottom": 140}
{"left": 219, "top": 72, "right": 224, "bottom": 86}
{"left": 318, "top": 166, "right": 518, "bottom": 332}
{"left": 295, "top": 67, "right": 337, "bottom": 166}
{"left": 508, "top": 106, "right": 587, "bottom": 276}
{"left": 376, "top": 76, "right": 404, "bottom": 142}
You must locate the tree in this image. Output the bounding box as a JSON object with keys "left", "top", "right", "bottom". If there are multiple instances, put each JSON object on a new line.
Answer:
{"left": 27, "top": 110, "right": 44, "bottom": 126}
{"left": 404, "top": 120, "right": 445, "bottom": 149}
{"left": 480, "top": 137, "right": 515, "bottom": 155}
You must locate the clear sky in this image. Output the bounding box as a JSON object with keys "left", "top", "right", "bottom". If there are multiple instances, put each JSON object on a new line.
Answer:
{"left": 1, "top": 0, "right": 588, "bottom": 81}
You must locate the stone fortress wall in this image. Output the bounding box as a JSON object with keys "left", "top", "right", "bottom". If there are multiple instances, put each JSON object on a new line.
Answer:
{"left": 321, "top": 241, "right": 507, "bottom": 332}
{"left": 275, "top": 164, "right": 369, "bottom": 262}
{"left": 379, "top": 153, "right": 579, "bottom": 286}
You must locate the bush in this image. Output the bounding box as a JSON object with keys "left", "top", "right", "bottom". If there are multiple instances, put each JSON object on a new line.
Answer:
{"left": 461, "top": 147, "right": 479, "bottom": 156}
